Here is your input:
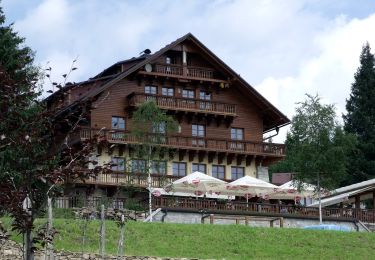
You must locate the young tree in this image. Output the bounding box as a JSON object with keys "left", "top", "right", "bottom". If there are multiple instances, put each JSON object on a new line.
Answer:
{"left": 343, "top": 43, "right": 375, "bottom": 185}
{"left": 286, "top": 94, "right": 355, "bottom": 224}
{"left": 130, "top": 101, "right": 177, "bottom": 221}
{"left": 0, "top": 6, "right": 101, "bottom": 259}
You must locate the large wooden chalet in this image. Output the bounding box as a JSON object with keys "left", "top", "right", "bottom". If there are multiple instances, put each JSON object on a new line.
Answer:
{"left": 50, "top": 33, "right": 290, "bottom": 202}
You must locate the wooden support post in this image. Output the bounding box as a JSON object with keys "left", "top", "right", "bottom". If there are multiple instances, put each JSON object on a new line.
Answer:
{"left": 280, "top": 217, "right": 284, "bottom": 228}
{"left": 270, "top": 219, "right": 274, "bottom": 228}
{"left": 373, "top": 191, "right": 375, "bottom": 210}
{"left": 355, "top": 195, "right": 361, "bottom": 209}
{"left": 245, "top": 216, "right": 249, "bottom": 226}
{"left": 235, "top": 219, "right": 240, "bottom": 225}
{"left": 210, "top": 214, "right": 214, "bottom": 224}
{"left": 100, "top": 204, "right": 105, "bottom": 258}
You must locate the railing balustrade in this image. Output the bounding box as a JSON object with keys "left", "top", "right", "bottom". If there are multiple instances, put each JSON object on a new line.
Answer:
{"left": 128, "top": 92, "right": 237, "bottom": 116}
{"left": 152, "top": 64, "right": 215, "bottom": 79}
{"left": 77, "top": 128, "right": 286, "bottom": 156}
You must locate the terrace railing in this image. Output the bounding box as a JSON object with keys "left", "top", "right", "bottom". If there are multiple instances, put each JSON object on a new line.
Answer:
{"left": 77, "top": 128, "right": 286, "bottom": 157}
{"left": 128, "top": 92, "right": 237, "bottom": 116}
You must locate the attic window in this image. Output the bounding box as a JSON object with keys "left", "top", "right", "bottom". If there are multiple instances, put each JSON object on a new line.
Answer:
{"left": 165, "top": 57, "right": 171, "bottom": 64}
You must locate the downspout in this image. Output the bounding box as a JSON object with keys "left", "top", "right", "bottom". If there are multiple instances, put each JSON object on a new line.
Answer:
{"left": 263, "top": 126, "right": 279, "bottom": 141}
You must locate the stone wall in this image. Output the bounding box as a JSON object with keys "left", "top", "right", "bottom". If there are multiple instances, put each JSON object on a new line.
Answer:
{"left": 153, "top": 211, "right": 366, "bottom": 231}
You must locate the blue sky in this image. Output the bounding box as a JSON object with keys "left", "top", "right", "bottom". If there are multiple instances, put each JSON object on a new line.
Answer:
{"left": 3, "top": 0, "right": 375, "bottom": 142}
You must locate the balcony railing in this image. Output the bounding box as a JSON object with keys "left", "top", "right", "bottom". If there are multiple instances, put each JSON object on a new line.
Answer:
{"left": 153, "top": 64, "right": 214, "bottom": 79}
{"left": 53, "top": 196, "right": 375, "bottom": 223}
{"left": 128, "top": 92, "right": 237, "bottom": 116}
{"left": 78, "top": 128, "right": 286, "bottom": 157}
{"left": 74, "top": 172, "right": 179, "bottom": 188}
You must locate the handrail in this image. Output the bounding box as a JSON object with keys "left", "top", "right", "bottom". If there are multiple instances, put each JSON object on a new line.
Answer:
{"left": 128, "top": 92, "right": 237, "bottom": 115}
{"left": 76, "top": 128, "right": 286, "bottom": 156}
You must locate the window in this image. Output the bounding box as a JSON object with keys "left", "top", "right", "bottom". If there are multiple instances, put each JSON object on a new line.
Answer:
{"left": 111, "top": 157, "right": 125, "bottom": 172}
{"left": 212, "top": 165, "right": 225, "bottom": 179}
{"left": 152, "top": 121, "right": 166, "bottom": 134}
{"left": 231, "top": 128, "right": 244, "bottom": 140}
{"left": 192, "top": 124, "right": 205, "bottom": 147}
{"left": 165, "top": 57, "right": 171, "bottom": 64}
{"left": 182, "top": 89, "right": 195, "bottom": 99}
{"left": 162, "top": 87, "right": 174, "bottom": 96}
{"left": 199, "top": 91, "right": 211, "bottom": 110}
{"left": 145, "top": 85, "right": 157, "bottom": 95}
{"left": 111, "top": 116, "right": 125, "bottom": 139}
{"left": 151, "top": 161, "right": 166, "bottom": 175}
{"left": 112, "top": 116, "right": 125, "bottom": 130}
{"left": 192, "top": 163, "right": 206, "bottom": 174}
{"left": 131, "top": 159, "right": 146, "bottom": 173}
{"left": 230, "top": 128, "right": 244, "bottom": 150}
{"left": 173, "top": 162, "right": 186, "bottom": 177}
{"left": 231, "top": 166, "right": 244, "bottom": 180}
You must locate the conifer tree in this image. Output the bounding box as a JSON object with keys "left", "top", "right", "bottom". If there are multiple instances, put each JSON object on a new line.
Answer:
{"left": 343, "top": 43, "right": 375, "bottom": 184}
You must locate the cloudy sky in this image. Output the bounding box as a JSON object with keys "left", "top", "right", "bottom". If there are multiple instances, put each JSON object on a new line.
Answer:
{"left": 3, "top": 0, "right": 375, "bottom": 142}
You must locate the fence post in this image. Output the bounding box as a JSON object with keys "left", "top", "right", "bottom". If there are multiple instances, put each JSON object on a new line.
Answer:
{"left": 44, "top": 197, "right": 53, "bottom": 260}
{"left": 117, "top": 214, "right": 125, "bottom": 259}
{"left": 100, "top": 204, "right": 105, "bottom": 258}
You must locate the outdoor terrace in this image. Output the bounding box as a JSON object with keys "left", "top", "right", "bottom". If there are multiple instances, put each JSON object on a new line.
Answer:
{"left": 53, "top": 196, "right": 375, "bottom": 224}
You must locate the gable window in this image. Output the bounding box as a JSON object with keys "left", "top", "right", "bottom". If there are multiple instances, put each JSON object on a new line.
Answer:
{"left": 131, "top": 159, "right": 146, "bottom": 173}
{"left": 212, "top": 165, "right": 225, "bottom": 180}
{"left": 151, "top": 161, "right": 166, "bottom": 175}
{"left": 162, "top": 87, "right": 174, "bottom": 97}
{"left": 152, "top": 121, "right": 166, "bottom": 135}
{"left": 173, "top": 162, "right": 186, "bottom": 177}
{"left": 182, "top": 89, "right": 195, "bottom": 99}
{"left": 231, "top": 166, "right": 244, "bottom": 180}
{"left": 111, "top": 157, "right": 125, "bottom": 172}
{"left": 192, "top": 163, "right": 206, "bottom": 174}
{"left": 192, "top": 124, "right": 205, "bottom": 147}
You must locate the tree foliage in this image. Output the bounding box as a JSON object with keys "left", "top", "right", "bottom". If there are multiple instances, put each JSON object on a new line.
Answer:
{"left": 343, "top": 42, "right": 375, "bottom": 184}
{"left": 284, "top": 94, "right": 355, "bottom": 190}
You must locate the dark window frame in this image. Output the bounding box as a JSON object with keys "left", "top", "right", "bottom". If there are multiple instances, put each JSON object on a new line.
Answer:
{"left": 192, "top": 163, "right": 206, "bottom": 174}
{"left": 231, "top": 166, "right": 245, "bottom": 180}
{"left": 212, "top": 165, "right": 225, "bottom": 180}
{"left": 173, "top": 162, "right": 187, "bottom": 177}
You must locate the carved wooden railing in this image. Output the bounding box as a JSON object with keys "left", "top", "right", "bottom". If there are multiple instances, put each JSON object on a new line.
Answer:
{"left": 77, "top": 128, "right": 286, "bottom": 156}
{"left": 74, "top": 172, "right": 179, "bottom": 188}
{"left": 153, "top": 64, "right": 214, "bottom": 79}
{"left": 53, "top": 196, "right": 375, "bottom": 223}
{"left": 153, "top": 197, "right": 375, "bottom": 223}
{"left": 128, "top": 92, "right": 237, "bottom": 116}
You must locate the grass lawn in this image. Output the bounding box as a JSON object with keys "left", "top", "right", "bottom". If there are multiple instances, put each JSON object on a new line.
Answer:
{"left": 1, "top": 217, "right": 375, "bottom": 259}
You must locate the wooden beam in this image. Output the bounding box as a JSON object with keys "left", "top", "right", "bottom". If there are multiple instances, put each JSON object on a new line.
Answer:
{"left": 236, "top": 155, "right": 244, "bottom": 166}
{"left": 227, "top": 153, "right": 234, "bottom": 165}
{"left": 198, "top": 150, "right": 206, "bottom": 163}
{"left": 208, "top": 152, "right": 216, "bottom": 164}
{"left": 246, "top": 155, "right": 253, "bottom": 166}
{"left": 218, "top": 152, "right": 226, "bottom": 165}
{"left": 118, "top": 145, "right": 124, "bottom": 156}
{"left": 189, "top": 150, "right": 196, "bottom": 162}
{"left": 179, "top": 149, "right": 187, "bottom": 161}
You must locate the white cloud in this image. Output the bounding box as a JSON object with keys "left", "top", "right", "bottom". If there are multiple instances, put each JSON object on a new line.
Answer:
{"left": 258, "top": 13, "right": 375, "bottom": 142}
{"left": 4, "top": 0, "right": 375, "bottom": 143}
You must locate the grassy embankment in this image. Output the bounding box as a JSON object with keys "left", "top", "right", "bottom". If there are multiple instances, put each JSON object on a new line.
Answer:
{"left": 1, "top": 217, "right": 375, "bottom": 259}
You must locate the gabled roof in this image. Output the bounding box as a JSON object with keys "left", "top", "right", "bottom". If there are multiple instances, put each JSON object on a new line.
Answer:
{"left": 56, "top": 33, "right": 290, "bottom": 132}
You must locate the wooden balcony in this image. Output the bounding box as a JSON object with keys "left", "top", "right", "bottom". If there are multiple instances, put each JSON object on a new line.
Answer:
{"left": 138, "top": 63, "right": 227, "bottom": 84}
{"left": 78, "top": 128, "right": 286, "bottom": 157}
{"left": 73, "top": 172, "right": 179, "bottom": 188}
{"left": 128, "top": 92, "right": 237, "bottom": 117}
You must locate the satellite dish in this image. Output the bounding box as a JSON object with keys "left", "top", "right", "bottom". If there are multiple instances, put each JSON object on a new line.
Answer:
{"left": 144, "top": 63, "right": 152, "bottom": 72}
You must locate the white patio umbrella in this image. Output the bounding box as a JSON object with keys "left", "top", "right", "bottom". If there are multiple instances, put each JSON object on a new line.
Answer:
{"left": 164, "top": 171, "right": 227, "bottom": 196}
{"left": 269, "top": 180, "right": 316, "bottom": 201}
{"left": 223, "top": 176, "right": 279, "bottom": 207}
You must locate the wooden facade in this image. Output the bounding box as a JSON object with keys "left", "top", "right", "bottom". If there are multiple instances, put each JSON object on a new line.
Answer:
{"left": 51, "top": 33, "right": 290, "bottom": 198}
